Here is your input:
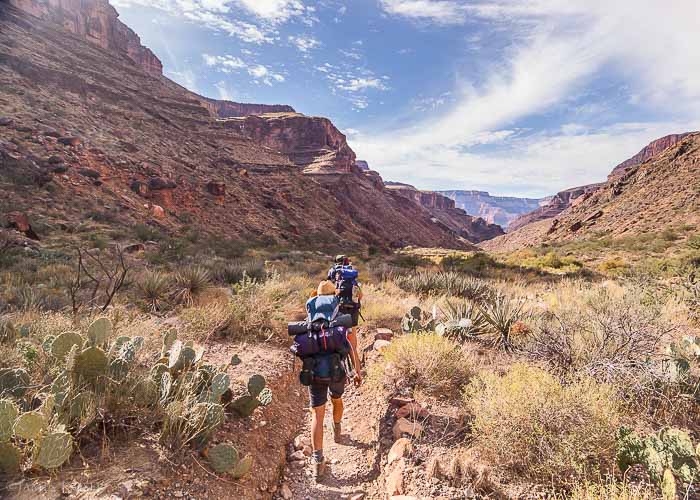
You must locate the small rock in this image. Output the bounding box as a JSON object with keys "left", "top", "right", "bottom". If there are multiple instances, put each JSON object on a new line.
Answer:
{"left": 350, "top": 494, "right": 365, "bottom": 500}
{"left": 396, "top": 402, "right": 429, "bottom": 420}
{"left": 58, "top": 136, "right": 81, "bottom": 147}
{"left": 302, "top": 445, "right": 312, "bottom": 456}
{"left": 78, "top": 167, "right": 100, "bottom": 179}
{"left": 15, "top": 126, "right": 32, "bottom": 133}
{"left": 6, "top": 212, "right": 39, "bottom": 240}
{"left": 290, "top": 459, "right": 305, "bottom": 469}
{"left": 51, "top": 164, "right": 68, "bottom": 174}
{"left": 293, "top": 435, "right": 311, "bottom": 450}
{"left": 388, "top": 438, "right": 413, "bottom": 465}
{"left": 0, "top": 117, "right": 12, "bottom": 126}
{"left": 393, "top": 418, "right": 423, "bottom": 441}
{"left": 375, "top": 328, "right": 394, "bottom": 341}
{"left": 373, "top": 339, "right": 392, "bottom": 352}
{"left": 172, "top": 492, "right": 183, "bottom": 498}
{"left": 289, "top": 450, "right": 305, "bottom": 461}
{"left": 124, "top": 243, "right": 145, "bottom": 253}
{"left": 150, "top": 204, "right": 165, "bottom": 218}
{"left": 206, "top": 180, "right": 226, "bottom": 196}
{"left": 47, "top": 155, "right": 64, "bottom": 164}
{"left": 280, "top": 484, "right": 293, "bottom": 500}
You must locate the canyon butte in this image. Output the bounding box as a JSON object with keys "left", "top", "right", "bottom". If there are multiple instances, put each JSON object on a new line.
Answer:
{"left": 0, "top": 0, "right": 503, "bottom": 252}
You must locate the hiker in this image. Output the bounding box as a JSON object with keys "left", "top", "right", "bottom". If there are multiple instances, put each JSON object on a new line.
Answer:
{"left": 327, "top": 255, "right": 363, "bottom": 328}
{"left": 289, "top": 279, "right": 362, "bottom": 480}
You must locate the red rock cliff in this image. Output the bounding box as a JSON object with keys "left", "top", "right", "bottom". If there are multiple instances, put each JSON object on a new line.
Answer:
{"left": 8, "top": 0, "right": 163, "bottom": 76}
{"left": 608, "top": 132, "right": 696, "bottom": 179}
{"left": 200, "top": 97, "right": 295, "bottom": 118}
{"left": 221, "top": 112, "right": 357, "bottom": 174}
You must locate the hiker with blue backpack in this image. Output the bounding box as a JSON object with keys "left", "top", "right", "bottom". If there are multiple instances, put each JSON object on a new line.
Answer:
{"left": 287, "top": 259, "right": 363, "bottom": 481}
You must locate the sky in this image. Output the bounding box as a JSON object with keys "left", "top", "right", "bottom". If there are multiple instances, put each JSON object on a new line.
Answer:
{"left": 112, "top": 0, "right": 700, "bottom": 197}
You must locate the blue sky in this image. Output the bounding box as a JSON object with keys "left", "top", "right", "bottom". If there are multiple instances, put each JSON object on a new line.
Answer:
{"left": 113, "top": 0, "right": 700, "bottom": 197}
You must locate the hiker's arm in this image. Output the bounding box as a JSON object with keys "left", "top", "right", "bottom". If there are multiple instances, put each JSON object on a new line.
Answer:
{"left": 347, "top": 330, "right": 362, "bottom": 384}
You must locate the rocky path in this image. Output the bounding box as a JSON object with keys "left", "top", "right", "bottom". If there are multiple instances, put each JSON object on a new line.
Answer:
{"left": 276, "top": 328, "right": 389, "bottom": 500}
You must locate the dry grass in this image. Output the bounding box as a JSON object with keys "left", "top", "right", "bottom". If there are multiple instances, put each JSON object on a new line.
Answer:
{"left": 568, "top": 480, "right": 657, "bottom": 500}
{"left": 466, "top": 363, "right": 623, "bottom": 485}
{"left": 372, "top": 333, "right": 474, "bottom": 397}
{"left": 362, "top": 281, "right": 416, "bottom": 325}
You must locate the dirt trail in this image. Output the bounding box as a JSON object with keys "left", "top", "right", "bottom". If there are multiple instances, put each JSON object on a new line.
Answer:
{"left": 279, "top": 328, "right": 388, "bottom": 500}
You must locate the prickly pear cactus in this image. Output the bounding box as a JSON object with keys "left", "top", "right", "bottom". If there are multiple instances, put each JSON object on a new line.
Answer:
{"left": 167, "top": 340, "right": 184, "bottom": 370}
{"left": 231, "top": 454, "right": 253, "bottom": 479}
{"left": 160, "top": 372, "right": 173, "bottom": 404}
{"left": 162, "top": 330, "right": 178, "bottom": 356}
{"left": 87, "top": 318, "right": 112, "bottom": 347}
{"left": 210, "top": 373, "right": 230, "bottom": 402}
{"left": 0, "top": 321, "right": 17, "bottom": 345}
{"left": 34, "top": 431, "right": 73, "bottom": 469}
{"left": 0, "top": 368, "right": 30, "bottom": 398}
{"left": 208, "top": 443, "right": 239, "bottom": 474}
{"left": 40, "top": 394, "right": 55, "bottom": 419}
{"left": 74, "top": 347, "right": 109, "bottom": 381}
{"left": 231, "top": 396, "right": 259, "bottom": 418}
{"left": 0, "top": 399, "right": 19, "bottom": 441}
{"left": 133, "top": 379, "right": 158, "bottom": 407}
{"left": 247, "top": 375, "right": 266, "bottom": 398}
{"left": 0, "top": 441, "right": 21, "bottom": 474}
{"left": 108, "top": 336, "right": 131, "bottom": 358}
{"left": 662, "top": 468, "right": 677, "bottom": 500}
{"left": 42, "top": 335, "right": 56, "bottom": 354}
{"left": 150, "top": 363, "right": 169, "bottom": 383}
{"left": 109, "top": 357, "right": 131, "bottom": 381}
{"left": 257, "top": 388, "right": 273, "bottom": 407}
{"left": 50, "top": 331, "right": 84, "bottom": 361}
{"left": 13, "top": 411, "right": 47, "bottom": 440}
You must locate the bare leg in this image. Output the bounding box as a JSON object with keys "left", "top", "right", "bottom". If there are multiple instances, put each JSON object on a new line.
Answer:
{"left": 311, "top": 404, "right": 326, "bottom": 452}
{"left": 331, "top": 396, "right": 344, "bottom": 424}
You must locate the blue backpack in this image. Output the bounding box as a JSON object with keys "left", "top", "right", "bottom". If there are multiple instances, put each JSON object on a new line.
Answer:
{"left": 306, "top": 294, "right": 340, "bottom": 323}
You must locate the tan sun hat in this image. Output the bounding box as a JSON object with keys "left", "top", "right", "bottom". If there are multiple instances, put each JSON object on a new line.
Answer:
{"left": 317, "top": 280, "right": 337, "bottom": 296}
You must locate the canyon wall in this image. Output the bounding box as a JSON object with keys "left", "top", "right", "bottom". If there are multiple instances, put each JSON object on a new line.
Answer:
{"left": 8, "top": 0, "right": 163, "bottom": 76}
{"left": 201, "top": 97, "right": 296, "bottom": 118}
{"left": 608, "top": 133, "right": 696, "bottom": 179}
{"left": 441, "top": 190, "right": 550, "bottom": 228}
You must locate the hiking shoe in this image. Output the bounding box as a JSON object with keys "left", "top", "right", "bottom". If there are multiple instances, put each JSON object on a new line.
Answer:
{"left": 333, "top": 422, "right": 342, "bottom": 443}
{"left": 312, "top": 459, "right": 327, "bottom": 482}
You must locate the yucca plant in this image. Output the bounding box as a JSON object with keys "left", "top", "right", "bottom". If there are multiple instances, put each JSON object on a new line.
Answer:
{"left": 479, "top": 293, "right": 529, "bottom": 351}
{"left": 173, "top": 266, "right": 212, "bottom": 305}
{"left": 137, "top": 271, "right": 171, "bottom": 311}
{"left": 436, "top": 299, "right": 489, "bottom": 342}
{"left": 215, "top": 260, "right": 267, "bottom": 285}
{"left": 393, "top": 271, "right": 494, "bottom": 302}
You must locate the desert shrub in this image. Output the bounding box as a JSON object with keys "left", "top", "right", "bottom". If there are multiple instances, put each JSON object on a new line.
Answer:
{"left": 687, "top": 235, "right": 700, "bottom": 250}
{"left": 568, "top": 480, "right": 656, "bottom": 500}
{"left": 466, "top": 363, "right": 622, "bottom": 484}
{"left": 362, "top": 282, "right": 415, "bottom": 324}
{"left": 373, "top": 333, "right": 472, "bottom": 397}
{"left": 134, "top": 223, "right": 164, "bottom": 242}
{"left": 506, "top": 250, "right": 583, "bottom": 272}
{"left": 172, "top": 266, "right": 212, "bottom": 305}
{"left": 393, "top": 271, "right": 494, "bottom": 302}
{"left": 215, "top": 259, "right": 267, "bottom": 285}
{"left": 441, "top": 252, "right": 500, "bottom": 275}
{"left": 136, "top": 271, "right": 171, "bottom": 311}
{"left": 389, "top": 253, "right": 432, "bottom": 269}
{"left": 599, "top": 257, "right": 629, "bottom": 275}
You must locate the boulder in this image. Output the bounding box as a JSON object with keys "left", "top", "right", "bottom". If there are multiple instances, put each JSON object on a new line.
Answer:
{"left": 58, "top": 137, "right": 81, "bottom": 147}
{"left": 280, "top": 483, "right": 293, "bottom": 500}
{"left": 396, "top": 402, "right": 429, "bottom": 420}
{"left": 150, "top": 205, "right": 165, "bottom": 219}
{"left": 288, "top": 450, "right": 305, "bottom": 462}
{"left": 293, "top": 434, "right": 311, "bottom": 451}
{"left": 386, "top": 460, "right": 405, "bottom": 497}
{"left": 388, "top": 438, "right": 413, "bottom": 465}
{"left": 393, "top": 418, "right": 423, "bottom": 441}
{"left": 6, "top": 212, "right": 39, "bottom": 240}
{"left": 78, "top": 168, "right": 100, "bottom": 179}
{"left": 375, "top": 328, "right": 394, "bottom": 342}
{"left": 206, "top": 181, "right": 226, "bottom": 196}
{"left": 148, "top": 177, "right": 176, "bottom": 190}
{"left": 389, "top": 396, "right": 414, "bottom": 408}
{"left": 373, "top": 339, "right": 392, "bottom": 352}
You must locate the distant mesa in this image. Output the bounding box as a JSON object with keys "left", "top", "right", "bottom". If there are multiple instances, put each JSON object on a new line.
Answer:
{"left": 440, "top": 190, "right": 551, "bottom": 229}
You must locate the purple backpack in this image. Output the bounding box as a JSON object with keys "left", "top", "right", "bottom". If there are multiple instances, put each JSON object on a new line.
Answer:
{"left": 291, "top": 325, "right": 350, "bottom": 358}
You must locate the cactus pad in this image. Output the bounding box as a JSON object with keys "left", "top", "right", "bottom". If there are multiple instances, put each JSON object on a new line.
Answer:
{"left": 210, "top": 373, "right": 230, "bottom": 401}
{"left": 162, "top": 330, "right": 178, "bottom": 356}
{"left": 41, "top": 335, "right": 56, "bottom": 354}
{"left": 150, "top": 363, "right": 168, "bottom": 382}
{"left": 50, "top": 331, "right": 84, "bottom": 360}
{"left": 109, "top": 358, "right": 130, "bottom": 381}
{"left": 230, "top": 354, "right": 242, "bottom": 367}
{"left": 167, "top": 340, "right": 184, "bottom": 370}
{"left": 34, "top": 431, "right": 73, "bottom": 469}
{"left": 87, "top": 318, "right": 112, "bottom": 347}
{"left": 40, "top": 394, "right": 55, "bottom": 419}
{"left": 0, "top": 399, "right": 19, "bottom": 441}
{"left": 231, "top": 396, "right": 259, "bottom": 417}
{"left": 74, "top": 347, "right": 109, "bottom": 381}
{"left": 160, "top": 372, "right": 173, "bottom": 404}
{"left": 0, "top": 442, "right": 21, "bottom": 474}
{"left": 247, "top": 375, "right": 266, "bottom": 398}
{"left": 409, "top": 306, "right": 422, "bottom": 320}
{"left": 194, "top": 345, "right": 205, "bottom": 363}
{"left": 133, "top": 379, "right": 158, "bottom": 407}
{"left": 257, "top": 387, "right": 273, "bottom": 407}
{"left": 14, "top": 411, "right": 47, "bottom": 440}
{"left": 0, "top": 321, "right": 17, "bottom": 345}
{"left": 181, "top": 347, "right": 197, "bottom": 369}
{"left": 231, "top": 454, "right": 253, "bottom": 479}
{"left": 208, "top": 443, "right": 239, "bottom": 474}
{"left": 109, "top": 336, "right": 131, "bottom": 358}
{"left": 0, "top": 368, "right": 30, "bottom": 398}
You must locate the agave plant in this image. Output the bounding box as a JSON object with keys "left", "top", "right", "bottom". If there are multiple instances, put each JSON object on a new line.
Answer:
{"left": 172, "top": 266, "right": 212, "bottom": 305}
{"left": 479, "top": 293, "right": 530, "bottom": 351}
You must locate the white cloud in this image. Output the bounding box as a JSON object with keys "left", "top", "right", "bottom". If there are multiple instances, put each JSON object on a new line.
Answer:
{"left": 355, "top": 0, "right": 700, "bottom": 195}
{"left": 166, "top": 69, "right": 199, "bottom": 93}
{"left": 288, "top": 35, "right": 321, "bottom": 53}
{"left": 236, "top": 0, "right": 317, "bottom": 25}
{"left": 214, "top": 80, "right": 237, "bottom": 101}
{"left": 379, "top": 0, "right": 468, "bottom": 25}
{"left": 203, "top": 54, "right": 285, "bottom": 85}
{"left": 338, "top": 78, "right": 388, "bottom": 92}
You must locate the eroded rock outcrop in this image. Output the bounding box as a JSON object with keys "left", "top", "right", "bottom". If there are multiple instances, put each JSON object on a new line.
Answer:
{"left": 200, "top": 98, "right": 295, "bottom": 118}
{"left": 9, "top": 0, "right": 163, "bottom": 76}
{"left": 508, "top": 183, "right": 602, "bottom": 232}
{"left": 221, "top": 112, "right": 357, "bottom": 174}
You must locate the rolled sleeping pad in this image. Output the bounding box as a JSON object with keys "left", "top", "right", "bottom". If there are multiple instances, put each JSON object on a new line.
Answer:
{"left": 286, "top": 314, "right": 353, "bottom": 336}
